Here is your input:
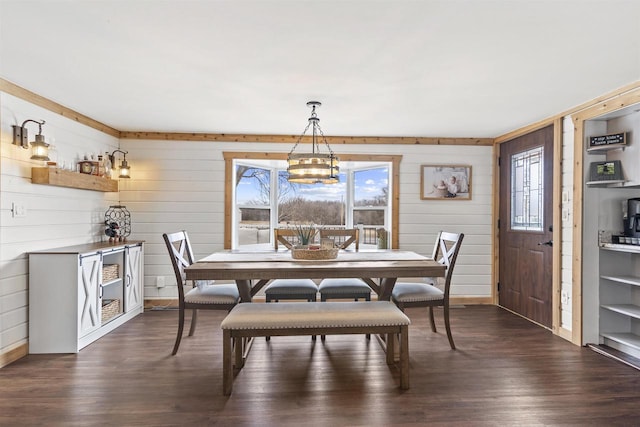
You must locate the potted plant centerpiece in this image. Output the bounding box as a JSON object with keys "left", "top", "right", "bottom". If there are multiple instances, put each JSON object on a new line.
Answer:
{"left": 291, "top": 223, "right": 339, "bottom": 260}
{"left": 294, "top": 223, "right": 318, "bottom": 248}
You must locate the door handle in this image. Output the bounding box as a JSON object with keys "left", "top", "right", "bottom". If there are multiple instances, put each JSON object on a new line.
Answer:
{"left": 538, "top": 240, "right": 553, "bottom": 247}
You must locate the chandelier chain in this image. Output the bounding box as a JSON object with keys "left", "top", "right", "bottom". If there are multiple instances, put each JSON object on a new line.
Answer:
{"left": 316, "top": 125, "right": 334, "bottom": 156}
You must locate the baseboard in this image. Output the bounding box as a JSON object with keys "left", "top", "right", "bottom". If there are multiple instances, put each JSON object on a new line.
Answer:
{"left": 557, "top": 326, "right": 573, "bottom": 341}
{"left": 450, "top": 296, "right": 493, "bottom": 305}
{"left": 587, "top": 343, "right": 640, "bottom": 371}
{"left": 144, "top": 299, "right": 179, "bottom": 310}
{"left": 0, "top": 342, "right": 28, "bottom": 368}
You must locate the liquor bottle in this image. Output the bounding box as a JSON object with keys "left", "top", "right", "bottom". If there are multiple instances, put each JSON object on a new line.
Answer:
{"left": 104, "top": 152, "right": 112, "bottom": 179}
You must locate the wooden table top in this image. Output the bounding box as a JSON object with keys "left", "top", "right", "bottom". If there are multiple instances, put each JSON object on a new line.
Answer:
{"left": 186, "top": 249, "right": 445, "bottom": 281}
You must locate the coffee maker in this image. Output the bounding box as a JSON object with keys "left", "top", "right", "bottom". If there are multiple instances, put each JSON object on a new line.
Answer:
{"left": 624, "top": 198, "right": 640, "bottom": 238}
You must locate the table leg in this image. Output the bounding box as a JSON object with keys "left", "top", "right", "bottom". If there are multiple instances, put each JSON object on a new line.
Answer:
{"left": 236, "top": 279, "right": 253, "bottom": 302}
{"left": 378, "top": 277, "right": 397, "bottom": 301}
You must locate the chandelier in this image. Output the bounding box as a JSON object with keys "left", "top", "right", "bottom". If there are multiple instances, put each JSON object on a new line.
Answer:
{"left": 287, "top": 101, "right": 339, "bottom": 184}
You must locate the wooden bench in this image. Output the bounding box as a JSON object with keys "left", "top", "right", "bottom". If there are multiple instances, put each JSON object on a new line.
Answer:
{"left": 220, "top": 301, "right": 411, "bottom": 395}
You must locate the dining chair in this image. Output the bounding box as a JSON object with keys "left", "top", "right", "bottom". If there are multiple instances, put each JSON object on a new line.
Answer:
{"left": 264, "top": 228, "right": 319, "bottom": 304}
{"left": 317, "top": 228, "right": 371, "bottom": 340}
{"left": 264, "top": 227, "right": 319, "bottom": 340}
{"left": 391, "top": 231, "right": 464, "bottom": 349}
{"left": 273, "top": 228, "right": 301, "bottom": 250}
{"left": 318, "top": 228, "right": 371, "bottom": 302}
{"left": 163, "top": 230, "right": 240, "bottom": 355}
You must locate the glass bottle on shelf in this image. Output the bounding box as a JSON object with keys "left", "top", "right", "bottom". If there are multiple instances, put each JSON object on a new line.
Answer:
{"left": 103, "top": 152, "right": 112, "bottom": 179}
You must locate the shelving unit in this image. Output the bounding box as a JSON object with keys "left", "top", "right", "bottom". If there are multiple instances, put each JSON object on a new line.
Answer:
{"left": 582, "top": 107, "right": 640, "bottom": 367}
{"left": 31, "top": 167, "right": 118, "bottom": 192}
{"left": 598, "top": 245, "right": 640, "bottom": 360}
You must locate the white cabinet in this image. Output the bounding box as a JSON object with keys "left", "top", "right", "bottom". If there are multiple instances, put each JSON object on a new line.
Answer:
{"left": 29, "top": 241, "right": 144, "bottom": 353}
{"left": 598, "top": 245, "right": 640, "bottom": 359}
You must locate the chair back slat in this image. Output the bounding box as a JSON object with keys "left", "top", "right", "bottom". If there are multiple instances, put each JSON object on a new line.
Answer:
{"left": 431, "top": 231, "right": 464, "bottom": 296}
{"left": 163, "top": 230, "right": 196, "bottom": 300}
{"left": 319, "top": 228, "right": 359, "bottom": 250}
{"left": 274, "top": 228, "right": 303, "bottom": 250}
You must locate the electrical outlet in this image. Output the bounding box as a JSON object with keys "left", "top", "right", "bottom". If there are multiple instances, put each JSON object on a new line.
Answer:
{"left": 561, "top": 290, "right": 570, "bottom": 305}
{"left": 156, "top": 276, "right": 166, "bottom": 288}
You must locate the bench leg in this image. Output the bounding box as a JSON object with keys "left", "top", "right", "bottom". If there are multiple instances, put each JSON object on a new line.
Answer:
{"left": 223, "top": 329, "right": 233, "bottom": 396}
{"left": 386, "top": 332, "right": 395, "bottom": 365}
{"left": 235, "top": 336, "right": 245, "bottom": 371}
{"left": 400, "top": 325, "right": 409, "bottom": 390}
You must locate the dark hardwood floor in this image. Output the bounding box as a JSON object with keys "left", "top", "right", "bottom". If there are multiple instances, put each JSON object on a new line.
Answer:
{"left": 1, "top": 305, "right": 639, "bottom": 426}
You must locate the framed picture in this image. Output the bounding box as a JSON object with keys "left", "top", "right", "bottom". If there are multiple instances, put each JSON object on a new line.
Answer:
{"left": 421, "top": 164, "right": 472, "bottom": 200}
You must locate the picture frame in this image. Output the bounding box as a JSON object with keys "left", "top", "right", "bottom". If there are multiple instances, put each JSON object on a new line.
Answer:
{"left": 420, "top": 164, "right": 472, "bottom": 200}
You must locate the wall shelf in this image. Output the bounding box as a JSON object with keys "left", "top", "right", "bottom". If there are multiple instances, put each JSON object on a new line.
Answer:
{"left": 31, "top": 167, "right": 118, "bottom": 192}
{"left": 601, "top": 274, "right": 640, "bottom": 287}
{"left": 586, "top": 143, "right": 626, "bottom": 153}
{"left": 586, "top": 179, "right": 626, "bottom": 186}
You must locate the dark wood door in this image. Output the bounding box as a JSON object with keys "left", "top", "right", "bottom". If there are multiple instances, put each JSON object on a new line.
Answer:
{"left": 499, "top": 125, "right": 553, "bottom": 328}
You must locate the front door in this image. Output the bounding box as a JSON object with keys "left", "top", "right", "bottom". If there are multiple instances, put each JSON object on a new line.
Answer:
{"left": 499, "top": 125, "right": 554, "bottom": 328}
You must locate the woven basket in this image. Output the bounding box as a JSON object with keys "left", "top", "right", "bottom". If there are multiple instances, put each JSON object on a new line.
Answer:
{"left": 291, "top": 246, "right": 339, "bottom": 260}
{"left": 432, "top": 186, "right": 448, "bottom": 197}
{"left": 102, "top": 299, "right": 120, "bottom": 323}
{"left": 102, "top": 264, "right": 119, "bottom": 282}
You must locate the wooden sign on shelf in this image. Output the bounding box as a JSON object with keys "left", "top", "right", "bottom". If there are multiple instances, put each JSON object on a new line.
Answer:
{"left": 588, "top": 132, "right": 626, "bottom": 149}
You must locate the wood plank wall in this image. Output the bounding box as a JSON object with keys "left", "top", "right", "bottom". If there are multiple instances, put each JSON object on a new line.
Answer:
{"left": 119, "top": 139, "right": 494, "bottom": 303}
{"left": 0, "top": 92, "right": 120, "bottom": 363}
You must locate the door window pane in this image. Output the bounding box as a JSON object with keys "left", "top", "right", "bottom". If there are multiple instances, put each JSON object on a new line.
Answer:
{"left": 511, "top": 147, "right": 543, "bottom": 231}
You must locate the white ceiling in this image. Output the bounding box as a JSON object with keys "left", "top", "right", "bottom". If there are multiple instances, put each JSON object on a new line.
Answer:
{"left": 1, "top": 1, "right": 639, "bottom": 138}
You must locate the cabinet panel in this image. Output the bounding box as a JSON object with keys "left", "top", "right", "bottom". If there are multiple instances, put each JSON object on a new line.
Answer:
{"left": 124, "top": 244, "right": 143, "bottom": 312}
{"left": 78, "top": 253, "right": 101, "bottom": 337}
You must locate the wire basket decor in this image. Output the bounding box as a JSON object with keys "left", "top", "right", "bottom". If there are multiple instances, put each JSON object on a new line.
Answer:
{"left": 104, "top": 205, "right": 131, "bottom": 242}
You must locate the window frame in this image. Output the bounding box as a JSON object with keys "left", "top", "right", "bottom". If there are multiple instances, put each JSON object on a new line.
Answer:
{"left": 224, "top": 152, "right": 401, "bottom": 249}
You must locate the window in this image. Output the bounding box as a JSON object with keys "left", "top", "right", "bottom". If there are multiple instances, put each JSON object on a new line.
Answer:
{"left": 227, "top": 154, "right": 398, "bottom": 250}
{"left": 511, "top": 146, "right": 543, "bottom": 231}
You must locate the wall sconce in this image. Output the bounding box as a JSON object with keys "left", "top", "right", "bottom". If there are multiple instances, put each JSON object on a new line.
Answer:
{"left": 108, "top": 149, "right": 131, "bottom": 179}
{"left": 12, "top": 119, "right": 50, "bottom": 161}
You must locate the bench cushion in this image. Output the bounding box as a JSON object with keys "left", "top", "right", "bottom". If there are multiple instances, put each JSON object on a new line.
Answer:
{"left": 221, "top": 301, "right": 410, "bottom": 330}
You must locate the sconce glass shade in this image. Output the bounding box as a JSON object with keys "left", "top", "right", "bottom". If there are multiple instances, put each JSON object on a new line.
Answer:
{"left": 118, "top": 158, "right": 131, "bottom": 178}
{"left": 30, "top": 134, "right": 50, "bottom": 161}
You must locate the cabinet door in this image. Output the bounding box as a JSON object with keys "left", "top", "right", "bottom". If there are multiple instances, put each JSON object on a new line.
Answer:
{"left": 78, "top": 253, "right": 101, "bottom": 337}
{"left": 124, "top": 244, "right": 143, "bottom": 312}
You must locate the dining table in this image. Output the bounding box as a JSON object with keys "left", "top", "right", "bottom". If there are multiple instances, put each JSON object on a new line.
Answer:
{"left": 185, "top": 249, "right": 446, "bottom": 302}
